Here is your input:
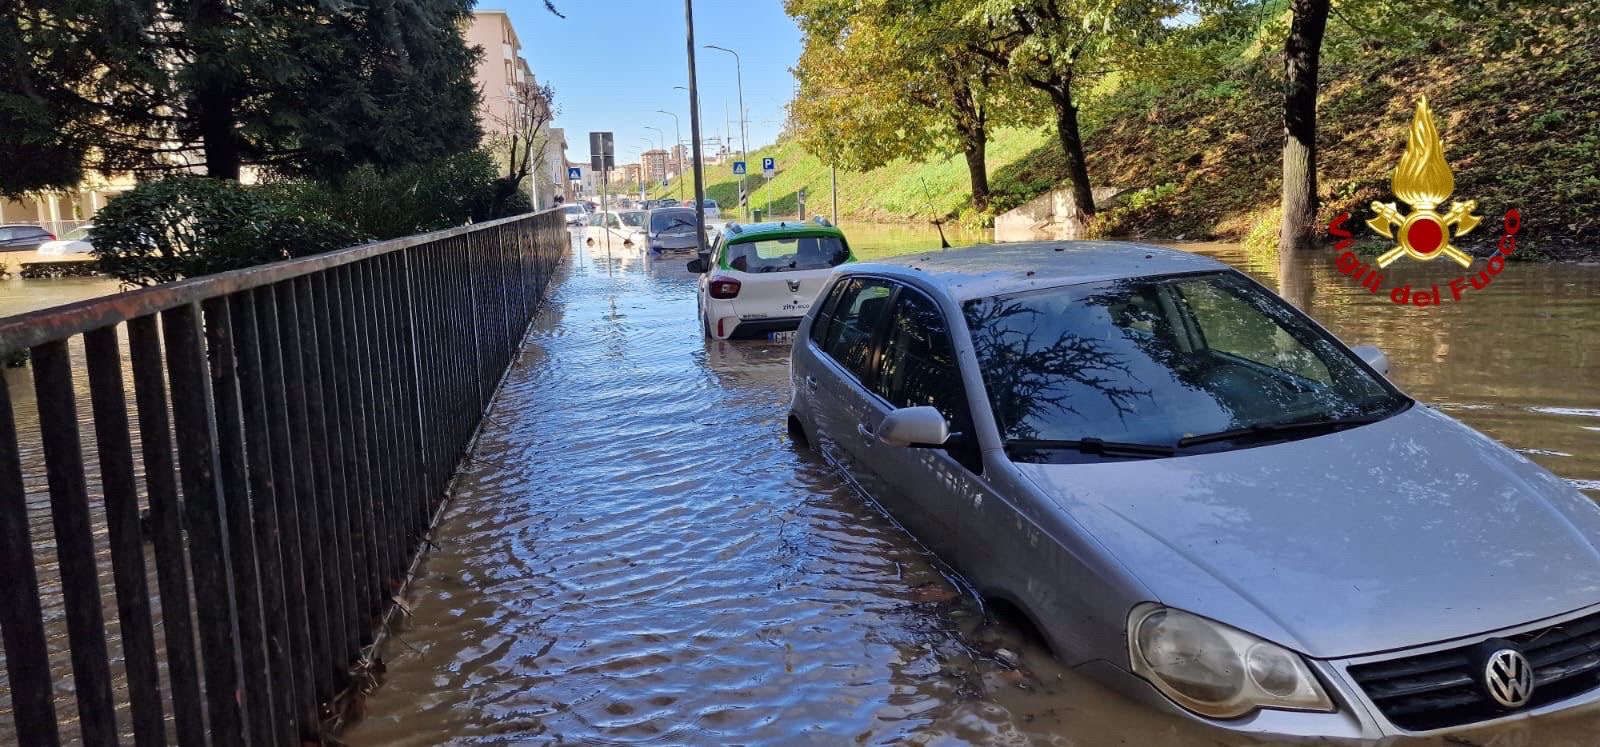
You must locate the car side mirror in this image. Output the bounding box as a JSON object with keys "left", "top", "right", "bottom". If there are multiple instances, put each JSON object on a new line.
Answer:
{"left": 1352, "top": 344, "right": 1389, "bottom": 376}
{"left": 686, "top": 257, "right": 706, "bottom": 273}
{"left": 876, "top": 406, "right": 950, "bottom": 448}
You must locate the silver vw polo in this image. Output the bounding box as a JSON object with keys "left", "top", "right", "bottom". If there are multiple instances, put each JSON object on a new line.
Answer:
{"left": 785, "top": 241, "right": 1600, "bottom": 740}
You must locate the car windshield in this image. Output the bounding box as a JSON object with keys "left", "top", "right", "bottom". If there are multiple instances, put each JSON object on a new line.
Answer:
{"left": 618, "top": 211, "right": 646, "bottom": 227}
{"left": 650, "top": 209, "right": 697, "bottom": 232}
{"left": 563, "top": 205, "right": 584, "bottom": 215}
{"left": 64, "top": 226, "right": 93, "bottom": 240}
{"left": 964, "top": 271, "right": 1406, "bottom": 457}
{"left": 724, "top": 236, "right": 848, "bottom": 273}
{"left": 703, "top": 200, "right": 718, "bottom": 209}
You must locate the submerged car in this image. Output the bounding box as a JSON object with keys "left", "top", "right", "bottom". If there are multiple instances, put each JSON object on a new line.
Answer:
{"left": 690, "top": 218, "right": 854, "bottom": 341}
{"left": 0, "top": 224, "right": 55, "bottom": 252}
{"left": 561, "top": 204, "right": 589, "bottom": 227}
{"left": 36, "top": 224, "right": 94, "bottom": 256}
{"left": 787, "top": 241, "right": 1600, "bottom": 740}
{"left": 645, "top": 207, "right": 704, "bottom": 254}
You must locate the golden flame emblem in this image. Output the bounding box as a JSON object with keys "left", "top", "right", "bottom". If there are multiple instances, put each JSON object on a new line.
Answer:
{"left": 1367, "top": 97, "right": 1481, "bottom": 268}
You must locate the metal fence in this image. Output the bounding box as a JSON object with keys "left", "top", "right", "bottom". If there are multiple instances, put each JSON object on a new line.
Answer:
{"left": 0, "top": 209, "right": 567, "bottom": 745}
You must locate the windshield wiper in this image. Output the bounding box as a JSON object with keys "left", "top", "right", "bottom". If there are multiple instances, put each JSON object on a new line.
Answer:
{"left": 1177, "top": 414, "right": 1386, "bottom": 448}
{"left": 1006, "top": 437, "right": 1176, "bottom": 458}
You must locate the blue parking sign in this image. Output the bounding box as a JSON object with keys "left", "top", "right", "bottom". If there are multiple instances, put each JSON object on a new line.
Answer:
{"left": 567, "top": 167, "right": 582, "bottom": 181}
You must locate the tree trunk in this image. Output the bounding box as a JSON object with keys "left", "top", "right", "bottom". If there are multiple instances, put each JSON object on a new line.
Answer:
{"left": 196, "top": 94, "right": 240, "bottom": 181}
{"left": 961, "top": 132, "right": 990, "bottom": 211}
{"left": 1279, "top": 0, "right": 1330, "bottom": 252}
{"left": 1053, "top": 95, "right": 1095, "bottom": 218}
{"left": 193, "top": 0, "right": 240, "bottom": 181}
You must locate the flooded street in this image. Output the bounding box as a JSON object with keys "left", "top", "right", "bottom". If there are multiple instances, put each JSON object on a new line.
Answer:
{"left": 2, "top": 226, "right": 1597, "bottom": 745}
{"left": 341, "top": 227, "right": 1599, "bottom": 746}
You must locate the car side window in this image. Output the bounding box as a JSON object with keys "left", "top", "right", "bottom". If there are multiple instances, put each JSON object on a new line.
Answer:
{"left": 809, "top": 278, "right": 849, "bottom": 343}
{"left": 820, "top": 278, "right": 895, "bottom": 382}
{"left": 873, "top": 290, "right": 972, "bottom": 433}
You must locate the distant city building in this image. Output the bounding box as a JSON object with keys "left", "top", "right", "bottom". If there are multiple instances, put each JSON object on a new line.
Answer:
{"left": 610, "top": 163, "right": 641, "bottom": 185}
{"left": 641, "top": 149, "right": 670, "bottom": 184}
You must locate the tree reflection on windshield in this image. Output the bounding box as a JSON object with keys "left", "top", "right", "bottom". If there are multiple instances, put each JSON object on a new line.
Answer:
{"left": 963, "top": 272, "right": 1405, "bottom": 453}
{"left": 964, "top": 294, "right": 1152, "bottom": 442}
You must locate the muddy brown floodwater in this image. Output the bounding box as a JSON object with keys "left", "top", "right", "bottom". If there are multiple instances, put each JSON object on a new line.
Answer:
{"left": 341, "top": 226, "right": 1600, "bottom": 747}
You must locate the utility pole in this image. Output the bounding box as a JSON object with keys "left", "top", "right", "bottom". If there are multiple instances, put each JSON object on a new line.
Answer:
{"left": 831, "top": 164, "right": 838, "bottom": 223}
{"left": 685, "top": 0, "right": 708, "bottom": 254}
{"left": 706, "top": 44, "right": 747, "bottom": 221}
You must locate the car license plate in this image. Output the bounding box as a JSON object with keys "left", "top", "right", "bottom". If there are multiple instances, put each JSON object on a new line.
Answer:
{"left": 767, "top": 330, "right": 796, "bottom": 342}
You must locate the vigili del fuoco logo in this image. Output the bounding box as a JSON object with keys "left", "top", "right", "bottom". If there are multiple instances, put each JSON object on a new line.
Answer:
{"left": 1327, "top": 97, "right": 1522, "bottom": 308}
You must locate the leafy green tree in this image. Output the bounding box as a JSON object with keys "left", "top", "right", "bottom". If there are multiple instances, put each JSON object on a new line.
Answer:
{"left": 0, "top": 0, "right": 485, "bottom": 193}
{"left": 970, "top": 0, "right": 1184, "bottom": 220}
{"left": 789, "top": 0, "right": 1023, "bottom": 211}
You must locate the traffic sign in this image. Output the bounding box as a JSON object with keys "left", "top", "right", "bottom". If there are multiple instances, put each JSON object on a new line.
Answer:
{"left": 762, "top": 157, "right": 775, "bottom": 178}
{"left": 588, "top": 131, "right": 614, "bottom": 171}
{"left": 732, "top": 160, "right": 746, "bottom": 175}
{"left": 567, "top": 167, "right": 582, "bottom": 181}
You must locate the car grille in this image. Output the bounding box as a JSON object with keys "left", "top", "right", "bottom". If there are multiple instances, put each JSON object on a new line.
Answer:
{"left": 1347, "top": 610, "right": 1600, "bottom": 732}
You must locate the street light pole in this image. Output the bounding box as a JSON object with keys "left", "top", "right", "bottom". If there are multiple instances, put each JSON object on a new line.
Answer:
{"left": 656, "top": 109, "right": 683, "bottom": 202}
{"left": 684, "top": 0, "right": 708, "bottom": 254}
{"left": 705, "top": 44, "right": 747, "bottom": 221}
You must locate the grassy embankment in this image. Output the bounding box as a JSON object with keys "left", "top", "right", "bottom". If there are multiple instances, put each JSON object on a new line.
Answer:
{"left": 657, "top": 16, "right": 1599, "bottom": 260}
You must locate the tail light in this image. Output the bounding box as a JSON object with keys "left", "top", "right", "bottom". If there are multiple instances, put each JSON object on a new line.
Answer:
{"left": 709, "top": 277, "right": 741, "bottom": 299}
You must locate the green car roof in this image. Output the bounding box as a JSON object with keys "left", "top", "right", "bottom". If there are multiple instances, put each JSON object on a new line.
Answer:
{"left": 716, "top": 221, "right": 855, "bottom": 270}
{"left": 720, "top": 221, "right": 846, "bottom": 243}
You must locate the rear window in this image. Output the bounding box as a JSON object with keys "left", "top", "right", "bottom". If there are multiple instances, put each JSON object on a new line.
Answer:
{"left": 724, "top": 236, "right": 848, "bottom": 273}
{"left": 650, "top": 209, "right": 697, "bottom": 232}
{"left": 704, "top": 200, "right": 718, "bottom": 208}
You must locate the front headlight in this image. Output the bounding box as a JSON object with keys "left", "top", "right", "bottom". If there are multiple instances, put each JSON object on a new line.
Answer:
{"left": 1128, "top": 604, "right": 1334, "bottom": 719}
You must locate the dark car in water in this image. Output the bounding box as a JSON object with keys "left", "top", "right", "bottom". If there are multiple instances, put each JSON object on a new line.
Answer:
{"left": 0, "top": 224, "right": 55, "bottom": 252}
{"left": 645, "top": 207, "right": 704, "bottom": 254}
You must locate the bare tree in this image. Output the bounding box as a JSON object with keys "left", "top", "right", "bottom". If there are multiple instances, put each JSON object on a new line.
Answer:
{"left": 487, "top": 81, "right": 559, "bottom": 212}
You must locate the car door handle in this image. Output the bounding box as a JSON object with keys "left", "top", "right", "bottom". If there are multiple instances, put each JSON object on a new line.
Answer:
{"left": 805, "top": 375, "right": 818, "bottom": 392}
{"left": 856, "top": 423, "right": 875, "bottom": 442}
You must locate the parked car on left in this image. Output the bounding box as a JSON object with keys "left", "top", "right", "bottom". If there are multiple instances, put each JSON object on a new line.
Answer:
{"left": 0, "top": 224, "right": 56, "bottom": 252}
{"left": 36, "top": 225, "right": 94, "bottom": 256}
{"left": 562, "top": 204, "right": 589, "bottom": 227}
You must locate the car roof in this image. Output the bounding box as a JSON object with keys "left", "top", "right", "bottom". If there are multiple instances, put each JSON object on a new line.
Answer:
{"left": 842, "top": 241, "right": 1229, "bottom": 301}
{"left": 718, "top": 220, "right": 844, "bottom": 241}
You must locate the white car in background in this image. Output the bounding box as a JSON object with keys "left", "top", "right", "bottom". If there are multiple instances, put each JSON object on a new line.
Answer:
{"left": 561, "top": 204, "right": 589, "bottom": 226}
{"left": 689, "top": 217, "right": 855, "bottom": 341}
{"left": 36, "top": 225, "right": 94, "bottom": 256}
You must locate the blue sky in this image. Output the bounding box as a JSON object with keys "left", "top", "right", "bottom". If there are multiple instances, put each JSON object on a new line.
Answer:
{"left": 495, "top": 0, "right": 803, "bottom": 167}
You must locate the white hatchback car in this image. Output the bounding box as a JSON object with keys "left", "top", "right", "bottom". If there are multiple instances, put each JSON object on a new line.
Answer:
{"left": 689, "top": 218, "right": 855, "bottom": 341}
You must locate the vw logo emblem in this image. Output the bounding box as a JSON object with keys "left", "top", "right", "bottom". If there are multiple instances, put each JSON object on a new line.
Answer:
{"left": 1483, "top": 648, "right": 1535, "bottom": 708}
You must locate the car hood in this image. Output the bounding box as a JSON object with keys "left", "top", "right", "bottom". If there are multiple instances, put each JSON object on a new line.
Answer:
{"left": 1015, "top": 406, "right": 1600, "bottom": 659}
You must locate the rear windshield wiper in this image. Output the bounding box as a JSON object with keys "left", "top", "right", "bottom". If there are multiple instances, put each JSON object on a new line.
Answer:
{"left": 1177, "top": 414, "right": 1386, "bottom": 448}
{"left": 1006, "top": 437, "right": 1176, "bottom": 458}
